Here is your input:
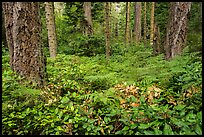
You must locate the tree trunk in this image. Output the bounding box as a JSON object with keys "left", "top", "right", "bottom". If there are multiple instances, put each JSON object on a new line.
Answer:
{"left": 125, "top": 2, "right": 130, "bottom": 45}
{"left": 115, "top": 2, "right": 120, "bottom": 38}
{"left": 152, "top": 22, "right": 161, "bottom": 56}
{"left": 2, "top": 8, "right": 8, "bottom": 49}
{"left": 2, "top": 2, "right": 15, "bottom": 70}
{"left": 83, "top": 2, "right": 93, "bottom": 36}
{"left": 164, "top": 2, "right": 191, "bottom": 60}
{"left": 45, "top": 2, "right": 57, "bottom": 58}
{"left": 3, "top": 2, "right": 47, "bottom": 87}
{"left": 150, "top": 2, "right": 155, "bottom": 47}
{"left": 143, "top": 2, "right": 147, "bottom": 48}
{"left": 134, "top": 2, "right": 142, "bottom": 44}
{"left": 105, "top": 2, "right": 111, "bottom": 62}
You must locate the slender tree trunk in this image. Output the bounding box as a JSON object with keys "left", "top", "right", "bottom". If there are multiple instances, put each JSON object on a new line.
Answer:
{"left": 3, "top": 2, "right": 47, "bottom": 87}
{"left": 105, "top": 2, "right": 111, "bottom": 63}
{"left": 115, "top": 2, "right": 120, "bottom": 38}
{"left": 83, "top": 2, "right": 93, "bottom": 36}
{"left": 150, "top": 2, "right": 155, "bottom": 47}
{"left": 143, "top": 2, "right": 147, "bottom": 48}
{"left": 2, "top": 2, "right": 15, "bottom": 70}
{"left": 125, "top": 2, "right": 130, "bottom": 45}
{"left": 134, "top": 2, "right": 142, "bottom": 44}
{"left": 164, "top": 2, "right": 191, "bottom": 60}
{"left": 45, "top": 2, "right": 57, "bottom": 58}
{"left": 152, "top": 22, "right": 161, "bottom": 55}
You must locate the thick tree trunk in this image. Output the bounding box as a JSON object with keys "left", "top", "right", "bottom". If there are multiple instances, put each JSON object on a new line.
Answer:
{"left": 3, "top": 2, "right": 47, "bottom": 87}
{"left": 143, "top": 2, "right": 147, "bottom": 48}
{"left": 105, "top": 2, "right": 111, "bottom": 62}
{"left": 45, "top": 2, "right": 57, "bottom": 58}
{"left": 134, "top": 2, "right": 142, "bottom": 44}
{"left": 125, "top": 2, "right": 130, "bottom": 45}
{"left": 2, "top": 2, "right": 15, "bottom": 70}
{"left": 150, "top": 2, "right": 155, "bottom": 47}
{"left": 83, "top": 2, "right": 93, "bottom": 36}
{"left": 164, "top": 2, "right": 191, "bottom": 60}
{"left": 2, "top": 9, "right": 8, "bottom": 49}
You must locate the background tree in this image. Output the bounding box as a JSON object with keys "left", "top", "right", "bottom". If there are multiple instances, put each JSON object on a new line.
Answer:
{"left": 114, "top": 3, "right": 120, "bottom": 38}
{"left": 150, "top": 2, "right": 155, "bottom": 47}
{"left": 134, "top": 2, "right": 142, "bottom": 44}
{"left": 83, "top": 2, "right": 93, "bottom": 35}
{"left": 105, "top": 2, "right": 111, "bottom": 62}
{"left": 143, "top": 2, "right": 147, "bottom": 47}
{"left": 45, "top": 2, "right": 57, "bottom": 58}
{"left": 152, "top": 22, "right": 161, "bottom": 55}
{"left": 125, "top": 2, "right": 130, "bottom": 45}
{"left": 164, "top": 2, "right": 191, "bottom": 60}
{"left": 3, "top": 2, "right": 47, "bottom": 86}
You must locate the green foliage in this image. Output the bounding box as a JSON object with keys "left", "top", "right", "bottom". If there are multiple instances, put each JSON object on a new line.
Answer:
{"left": 2, "top": 1, "right": 202, "bottom": 134}
{"left": 58, "top": 35, "right": 105, "bottom": 56}
{"left": 2, "top": 43, "right": 202, "bottom": 135}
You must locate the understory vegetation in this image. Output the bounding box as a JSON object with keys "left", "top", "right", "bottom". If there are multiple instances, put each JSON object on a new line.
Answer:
{"left": 2, "top": 42, "right": 202, "bottom": 135}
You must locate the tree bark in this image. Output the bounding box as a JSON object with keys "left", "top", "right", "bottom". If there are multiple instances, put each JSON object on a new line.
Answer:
{"left": 105, "top": 2, "right": 111, "bottom": 62}
{"left": 115, "top": 3, "right": 120, "bottom": 38}
{"left": 150, "top": 2, "right": 155, "bottom": 47}
{"left": 3, "top": 2, "right": 47, "bottom": 87}
{"left": 2, "top": 8, "right": 8, "bottom": 49}
{"left": 125, "top": 2, "right": 130, "bottom": 45}
{"left": 164, "top": 2, "right": 191, "bottom": 60}
{"left": 83, "top": 2, "right": 93, "bottom": 36}
{"left": 134, "top": 2, "right": 142, "bottom": 44}
{"left": 152, "top": 22, "right": 161, "bottom": 56}
{"left": 45, "top": 2, "right": 57, "bottom": 58}
{"left": 2, "top": 2, "right": 15, "bottom": 70}
{"left": 143, "top": 2, "right": 147, "bottom": 48}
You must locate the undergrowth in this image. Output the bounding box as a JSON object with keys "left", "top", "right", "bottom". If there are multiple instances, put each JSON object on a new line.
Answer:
{"left": 2, "top": 44, "right": 202, "bottom": 135}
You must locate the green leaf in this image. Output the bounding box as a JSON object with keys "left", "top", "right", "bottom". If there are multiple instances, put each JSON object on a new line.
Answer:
{"left": 130, "top": 123, "right": 138, "bottom": 129}
{"left": 72, "top": 92, "right": 76, "bottom": 97}
{"left": 196, "top": 111, "right": 202, "bottom": 122}
{"left": 87, "top": 127, "right": 91, "bottom": 131}
{"left": 153, "top": 128, "right": 162, "bottom": 135}
{"left": 122, "top": 126, "right": 129, "bottom": 131}
{"left": 57, "top": 126, "right": 64, "bottom": 131}
{"left": 71, "top": 106, "right": 74, "bottom": 111}
{"left": 174, "top": 104, "right": 186, "bottom": 111}
{"left": 170, "top": 117, "right": 188, "bottom": 128}
{"left": 70, "top": 5, "right": 77, "bottom": 12}
{"left": 64, "top": 115, "right": 69, "bottom": 121}
{"left": 144, "top": 130, "right": 154, "bottom": 135}
{"left": 55, "top": 131, "right": 60, "bottom": 135}
{"left": 51, "top": 123, "right": 55, "bottom": 127}
{"left": 163, "top": 123, "right": 174, "bottom": 135}
{"left": 61, "top": 97, "right": 70, "bottom": 104}
{"left": 195, "top": 124, "right": 202, "bottom": 135}
{"left": 104, "top": 117, "right": 109, "bottom": 123}
{"left": 55, "top": 108, "right": 59, "bottom": 114}
{"left": 83, "top": 123, "right": 88, "bottom": 129}
{"left": 58, "top": 111, "right": 63, "bottom": 119}
{"left": 115, "top": 130, "right": 122, "bottom": 135}
{"left": 140, "top": 95, "right": 145, "bottom": 103}
{"left": 10, "top": 113, "right": 15, "bottom": 118}
{"left": 138, "top": 123, "right": 151, "bottom": 129}
{"left": 74, "top": 124, "right": 78, "bottom": 128}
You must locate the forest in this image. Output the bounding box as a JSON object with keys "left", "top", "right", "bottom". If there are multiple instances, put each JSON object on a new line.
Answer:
{"left": 2, "top": 2, "right": 202, "bottom": 135}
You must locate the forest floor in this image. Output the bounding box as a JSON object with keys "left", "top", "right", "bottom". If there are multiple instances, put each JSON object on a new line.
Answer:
{"left": 2, "top": 45, "right": 202, "bottom": 135}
